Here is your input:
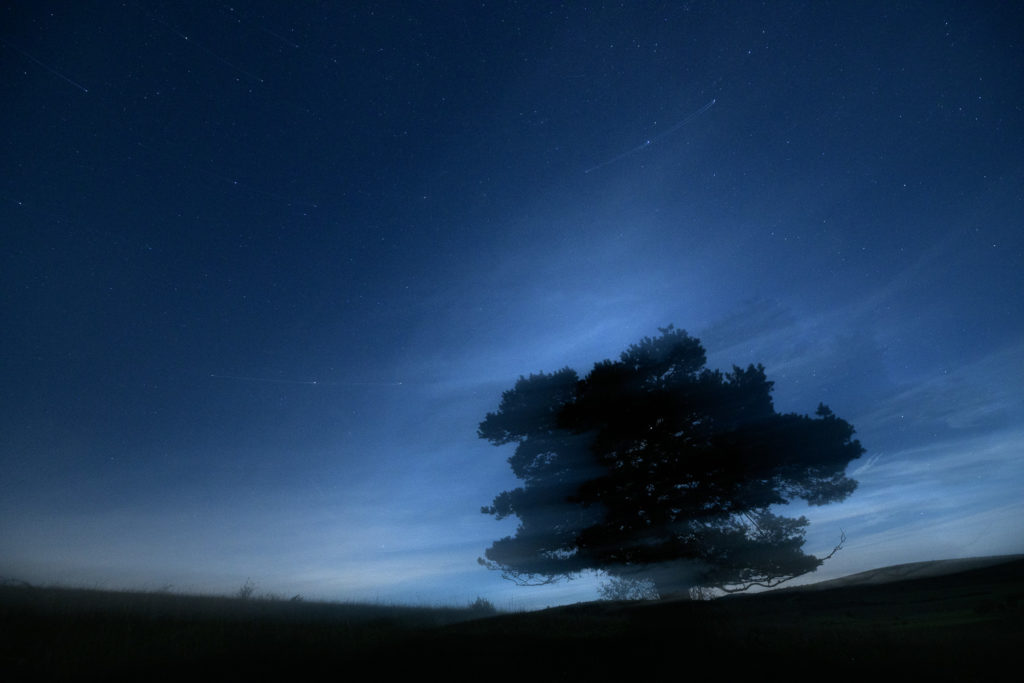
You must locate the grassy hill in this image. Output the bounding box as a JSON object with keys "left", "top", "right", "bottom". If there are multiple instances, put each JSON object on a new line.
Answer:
{"left": 3, "top": 555, "right": 1021, "bottom": 681}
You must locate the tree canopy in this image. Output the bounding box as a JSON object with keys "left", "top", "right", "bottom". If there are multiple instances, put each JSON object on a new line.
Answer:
{"left": 478, "top": 326, "right": 864, "bottom": 594}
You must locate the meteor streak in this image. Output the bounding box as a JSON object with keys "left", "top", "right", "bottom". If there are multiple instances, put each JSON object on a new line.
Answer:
{"left": 1, "top": 38, "right": 89, "bottom": 92}
{"left": 584, "top": 98, "right": 716, "bottom": 174}
{"left": 210, "top": 374, "right": 318, "bottom": 385}
{"left": 209, "top": 374, "right": 402, "bottom": 387}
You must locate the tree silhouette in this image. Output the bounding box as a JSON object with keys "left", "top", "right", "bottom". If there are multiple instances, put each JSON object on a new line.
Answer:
{"left": 478, "top": 326, "right": 863, "bottom": 595}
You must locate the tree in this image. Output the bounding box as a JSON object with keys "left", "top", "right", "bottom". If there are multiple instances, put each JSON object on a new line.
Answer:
{"left": 478, "top": 326, "right": 863, "bottom": 595}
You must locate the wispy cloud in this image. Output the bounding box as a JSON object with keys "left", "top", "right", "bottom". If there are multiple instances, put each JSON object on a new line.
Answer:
{"left": 853, "top": 342, "right": 1024, "bottom": 434}
{"left": 789, "top": 425, "right": 1024, "bottom": 582}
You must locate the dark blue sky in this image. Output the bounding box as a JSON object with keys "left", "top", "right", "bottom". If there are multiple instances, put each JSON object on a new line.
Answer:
{"left": 2, "top": 1, "right": 1021, "bottom": 608}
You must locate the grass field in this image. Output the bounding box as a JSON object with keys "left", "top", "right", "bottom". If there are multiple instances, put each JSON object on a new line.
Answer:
{"left": 2, "top": 557, "right": 1021, "bottom": 681}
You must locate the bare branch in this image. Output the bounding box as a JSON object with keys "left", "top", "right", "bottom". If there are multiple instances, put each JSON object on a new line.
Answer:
{"left": 820, "top": 529, "right": 847, "bottom": 561}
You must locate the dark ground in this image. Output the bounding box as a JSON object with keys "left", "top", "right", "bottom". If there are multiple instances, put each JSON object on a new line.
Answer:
{"left": 3, "top": 557, "right": 1021, "bottom": 681}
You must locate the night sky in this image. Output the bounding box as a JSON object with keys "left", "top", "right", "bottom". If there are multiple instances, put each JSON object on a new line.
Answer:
{"left": 2, "top": 2, "right": 1022, "bottom": 610}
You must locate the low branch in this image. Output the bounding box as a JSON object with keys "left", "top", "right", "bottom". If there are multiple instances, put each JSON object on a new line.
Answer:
{"left": 479, "top": 556, "right": 575, "bottom": 586}
{"left": 502, "top": 573, "right": 561, "bottom": 586}
{"left": 717, "top": 529, "right": 847, "bottom": 594}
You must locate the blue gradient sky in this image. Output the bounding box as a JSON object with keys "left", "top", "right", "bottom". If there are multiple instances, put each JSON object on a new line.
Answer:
{"left": 2, "top": 1, "right": 1021, "bottom": 609}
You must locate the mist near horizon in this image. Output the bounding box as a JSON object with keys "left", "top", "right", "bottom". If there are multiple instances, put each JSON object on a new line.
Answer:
{"left": 1, "top": 1, "right": 1022, "bottom": 610}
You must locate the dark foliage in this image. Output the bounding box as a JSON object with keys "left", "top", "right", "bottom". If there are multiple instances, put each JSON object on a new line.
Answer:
{"left": 478, "top": 326, "right": 864, "bottom": 592}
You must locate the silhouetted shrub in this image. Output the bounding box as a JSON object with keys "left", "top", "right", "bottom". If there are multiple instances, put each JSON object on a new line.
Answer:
{"left": 469, "top": 596, "right": 497, "bottom": 614}
{"left": 599, "top": 577, "right": 660, "bottom": 601}
{"left": 236, "top": 579, "right": 256, "bottom": 600}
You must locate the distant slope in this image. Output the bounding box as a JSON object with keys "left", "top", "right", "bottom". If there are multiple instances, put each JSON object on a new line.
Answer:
{"left": 783, "top": 553, "right": 1024, "bottom": 592}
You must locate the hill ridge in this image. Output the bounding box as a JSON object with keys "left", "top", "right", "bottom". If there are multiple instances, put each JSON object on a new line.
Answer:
{"left": 783, "top": 553, "right": 1024, "bottom": 592}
